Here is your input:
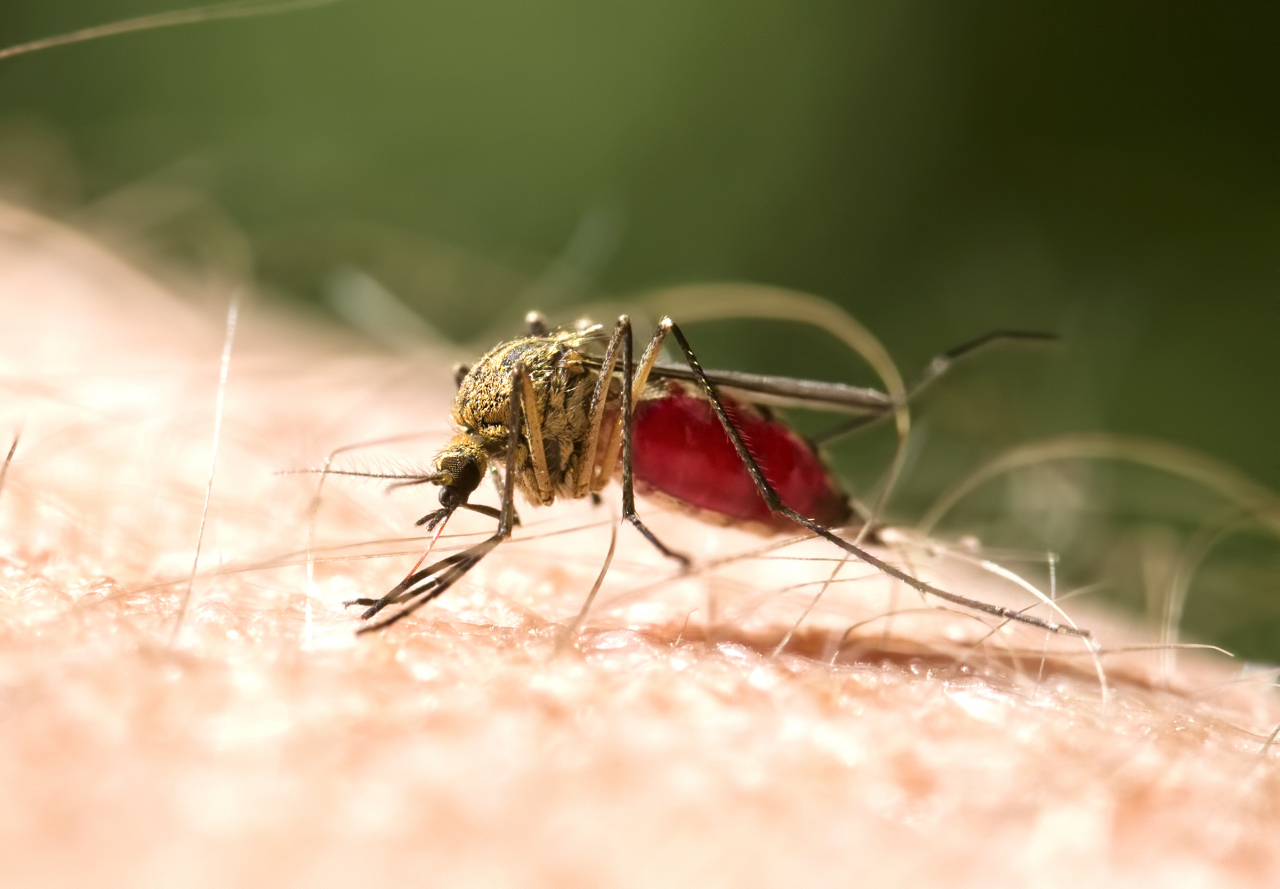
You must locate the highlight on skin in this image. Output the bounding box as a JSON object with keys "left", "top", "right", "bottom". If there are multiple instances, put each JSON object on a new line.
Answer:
{"left": 3, "top": 200, "right": 1280, "bottom": 886}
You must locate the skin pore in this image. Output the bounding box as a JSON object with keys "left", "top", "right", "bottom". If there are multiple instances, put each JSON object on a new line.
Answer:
{"left": 2, "top": 201, "right": 1280, "bottom": 888}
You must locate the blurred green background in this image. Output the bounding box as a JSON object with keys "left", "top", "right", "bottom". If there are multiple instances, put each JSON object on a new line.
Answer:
{"left": 1, "top": 0, "right": 1278, "bottom": 656}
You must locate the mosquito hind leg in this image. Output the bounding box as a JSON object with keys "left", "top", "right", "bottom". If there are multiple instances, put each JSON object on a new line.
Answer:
{"left": 813, "top": 329, "right": 1056, "bottom": 445}
{"left": 907, "top": 329, "right": 1055, "bottom": 401}
{"left": 663, "top": 319, "right": 1088, "bottom": 639}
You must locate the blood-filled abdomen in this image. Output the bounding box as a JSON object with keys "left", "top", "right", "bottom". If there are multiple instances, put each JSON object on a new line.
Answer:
{"left": 630, "top": 382, "right": 850, "bottom": 531}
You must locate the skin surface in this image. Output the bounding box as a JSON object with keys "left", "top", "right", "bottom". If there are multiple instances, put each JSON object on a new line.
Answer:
{"left": 2, "top": 201, "right": 1280, "bottom": 888}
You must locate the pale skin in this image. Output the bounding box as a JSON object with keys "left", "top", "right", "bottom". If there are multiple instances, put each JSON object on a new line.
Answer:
{"left": 2, "top": 201, "right": 1280, "bottom": 888}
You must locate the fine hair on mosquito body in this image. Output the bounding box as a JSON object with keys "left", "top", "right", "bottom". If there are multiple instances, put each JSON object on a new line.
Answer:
{"left": 330, "top": 309, "right": 1092, "bottom": 643}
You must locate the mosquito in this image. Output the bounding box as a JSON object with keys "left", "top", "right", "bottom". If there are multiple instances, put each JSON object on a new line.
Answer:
{"left": 336, "top": 311, "right": 1089, "bottom": 639}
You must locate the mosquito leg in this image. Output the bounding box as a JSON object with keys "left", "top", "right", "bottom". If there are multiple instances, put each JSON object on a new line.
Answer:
{"left": 617, "top": 316, "right": 690, "bottom": 567}
{"left": 905, "top": 330, "right": 1055, "bottom": 402}
{"left": 664, "top": 320, "right": 1088, "bottom": 639}
{"left": 488, "top": 466, "right": 521, "bottom": 526}
{"left": 809, "top": 413, "right": 880, "bottom": 445}
{"left": 592, "top": 317, "right": 670, "bottom": 495}
{"left": 357, "top": 542, "right": 502, "bottom": 626}
{"left": 813, "top": 330, "right": 1055, "bottom": 446}
{"left": 574, "top": 316, "right": 626, "bottom": 498}
{"left": 412, "top": 500, "right": 502, "bottom": 529}
{"left": 516, "top": 358, "right": 555, "bottom": 504}
{"left": 461, "top": 502, "right": 502, "bottom": 521}
{"left": 355, "top": 363, "right": 528, "bottom": 632}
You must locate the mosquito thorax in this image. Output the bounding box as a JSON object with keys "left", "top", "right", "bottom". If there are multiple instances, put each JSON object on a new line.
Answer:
{"left": 450, "top": 330, "right": 599, "bottom": 505}
{"left": 451, "top": 337, "right": 544, "bottom": 443}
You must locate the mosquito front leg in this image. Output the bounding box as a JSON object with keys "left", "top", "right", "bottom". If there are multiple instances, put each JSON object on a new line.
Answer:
{"left": 663, "top": 320, "right": 1089, "bottom": 639}
{"left": 354, "top": 363, "right": 529, "bottom": 633}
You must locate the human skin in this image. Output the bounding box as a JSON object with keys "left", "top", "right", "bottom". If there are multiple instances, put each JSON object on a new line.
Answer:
{"left": 1, "top": 201, "right": 1279, "bottom": 888}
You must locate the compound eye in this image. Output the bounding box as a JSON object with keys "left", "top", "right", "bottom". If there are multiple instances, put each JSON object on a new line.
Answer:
{"left": 437, "top": 454, "right": 482, "bottom": 500}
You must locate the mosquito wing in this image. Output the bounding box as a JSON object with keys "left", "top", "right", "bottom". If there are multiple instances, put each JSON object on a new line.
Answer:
{"left": 580, "top": 353, "right": 895, "bottom": 415}
{"left": 574, "top": 323, "right": 894, "bottom": 415}
{"left": 643, "top": 363, "right": 895, "bottom": 416}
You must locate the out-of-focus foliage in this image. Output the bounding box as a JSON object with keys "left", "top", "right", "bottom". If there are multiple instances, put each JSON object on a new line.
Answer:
{"left": 1, "top": 1, "right": 1277, "bottom": 656}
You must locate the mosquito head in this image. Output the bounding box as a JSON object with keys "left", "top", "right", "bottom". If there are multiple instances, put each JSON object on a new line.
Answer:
{"left": 431, "top": 432, "right": 488, "bottom": 510}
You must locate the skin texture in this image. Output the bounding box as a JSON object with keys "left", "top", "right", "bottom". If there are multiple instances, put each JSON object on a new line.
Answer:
{"left": 2, "top": 201, "right": 1280, "bottom": 888}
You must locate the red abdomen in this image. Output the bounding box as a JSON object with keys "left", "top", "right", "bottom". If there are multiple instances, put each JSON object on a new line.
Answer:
{"left": 631, "top": 382, "right": 850, "bottom": 531}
